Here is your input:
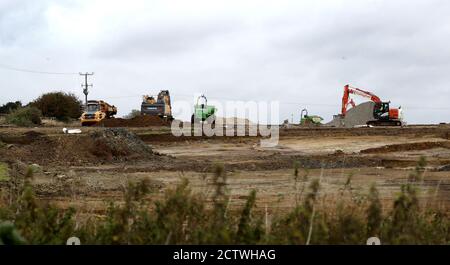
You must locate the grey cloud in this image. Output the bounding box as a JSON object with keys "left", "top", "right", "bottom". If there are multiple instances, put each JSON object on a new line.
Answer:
{"left": 261, "top": 3, "right": 450, "bottom": 97}
{"left": 93, "top": 20, "right": 241, "bottom": 60}
{"left": 0, "top": 1, "right": 50, "bottom": 46}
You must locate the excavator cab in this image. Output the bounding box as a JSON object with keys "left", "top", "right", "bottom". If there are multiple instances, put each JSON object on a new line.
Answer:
{"left": 373, "top": 102, "right": 390, "bottom": 120}
{"left": 86, "top": 102, "right": 100, "bottom": 112}
{"left": 373, "top": 101, "right": 402, "bottom": 122}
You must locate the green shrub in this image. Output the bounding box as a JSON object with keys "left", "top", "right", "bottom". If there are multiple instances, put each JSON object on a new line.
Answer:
{"left": 0, "top": 101, "right": 22, "bottom": 114}
{"left": 5, "top": 106, "right": 41, "bottom": 127}
{"left": 0, "top": 166, "right": 76, "bottom": 244}
{"left": 124, "top": 109, "right": 141, "bottom": 119}
{"left": 0, "top": 163, "right": 9, "bottom": 181}
{"left": 366, "top": 184, "right": 382, "bottom": 237}
{"left": 31, "top": 92, "right": 82, "bottom": 121}
{"left": 0, "top": 160, "right": 448, "bottom": 245}
{"left": 0, "top": 222, "right": 26, "bottom": 245}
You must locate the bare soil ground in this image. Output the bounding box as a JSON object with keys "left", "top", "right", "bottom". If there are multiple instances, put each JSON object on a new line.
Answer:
{"left": 1, "top": 124, "right": 450, "bottom": 215}
{"left": 97, "top": 115, "right": 171, "bottom": 127}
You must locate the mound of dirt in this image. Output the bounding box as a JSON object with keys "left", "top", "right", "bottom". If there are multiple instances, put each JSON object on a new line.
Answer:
{"left": 0, "top": 130, "right": 45, "bottom": 144}
{"left": 89, "top": 128, "right": 153, "bottom": 160}
{"left": 326, "top": 102, "right": 376, "bottom": 128}
{"left": 0, "top": 128, "right": 155, "bottom": 166}
{"left": 99, "top": 115, "right": 170, "bottom": 127}
{"left": 360, "top": 141, "right": 450, "bottom": 154}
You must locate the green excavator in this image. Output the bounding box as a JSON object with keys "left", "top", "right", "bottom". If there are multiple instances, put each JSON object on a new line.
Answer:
{"left": 300, "top": 108, "right": 323, "bottom": 126}
{"left": 191, "top": 95, "right": 217, "bottom": 125}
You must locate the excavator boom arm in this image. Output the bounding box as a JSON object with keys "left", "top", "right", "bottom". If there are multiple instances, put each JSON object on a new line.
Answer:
{"left": 341, "top": 84, "right": 381, "bottom": 115}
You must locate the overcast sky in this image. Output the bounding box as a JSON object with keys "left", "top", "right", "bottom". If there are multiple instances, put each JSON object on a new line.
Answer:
{"left": 1, "top": 0, "right": 450, "bottom": 123}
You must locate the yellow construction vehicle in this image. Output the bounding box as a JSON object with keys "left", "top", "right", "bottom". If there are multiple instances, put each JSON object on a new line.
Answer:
{"left": 80, "top": 100, "right": 117, "bottom": 126}
{"left": 141, "top": 90, "right": 173, "bottom": 121}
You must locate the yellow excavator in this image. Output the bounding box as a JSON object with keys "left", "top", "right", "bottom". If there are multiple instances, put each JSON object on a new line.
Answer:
{"left": 80, "top": 100, "right": 117, "bottom": 126}
{"left": 141, "top": 90, "right": 173, "bottom": 121}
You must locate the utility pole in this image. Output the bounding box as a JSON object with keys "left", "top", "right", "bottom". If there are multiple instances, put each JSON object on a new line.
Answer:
{"left": 79, "top": 72, "right": 94, "bottom": 108}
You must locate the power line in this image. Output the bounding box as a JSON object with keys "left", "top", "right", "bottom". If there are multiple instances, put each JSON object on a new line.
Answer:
{"left": 0, "top": 63, "right": 78, "bottom": 75}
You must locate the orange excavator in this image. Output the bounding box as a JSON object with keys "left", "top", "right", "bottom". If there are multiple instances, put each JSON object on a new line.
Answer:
{"left": 341, "top": 84, "right": 403, "bottom": 126}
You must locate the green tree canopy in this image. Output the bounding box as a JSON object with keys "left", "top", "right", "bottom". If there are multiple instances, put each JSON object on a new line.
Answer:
{"left": 31, "top": 92, "right": 82, "bottom": 121}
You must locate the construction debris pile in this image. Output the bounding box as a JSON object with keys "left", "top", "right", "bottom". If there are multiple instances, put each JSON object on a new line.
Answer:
{"left": 0, "top": 128, "right": 155, "bottom": 165}
{"left": 90, "top": 128, "right": 153, "bottom": 160}
{"left": 326, "top": 102, "right": 376, "bottom": 128}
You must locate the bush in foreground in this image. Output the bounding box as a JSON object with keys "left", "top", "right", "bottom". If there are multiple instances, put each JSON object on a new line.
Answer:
{"left": 5, "top": 106, "right": 41, "bottom": 127}
{"left": 31, "top": 92, "right": 82, "bottom": 121}
{"left": 0, "top": 161, "right": 448, "bottom": 245}
{"left": 124, "top": 109, "right": 141, "bottom": 119}
{"left": 0, "top": 101, "right": 22, "bottom": 114}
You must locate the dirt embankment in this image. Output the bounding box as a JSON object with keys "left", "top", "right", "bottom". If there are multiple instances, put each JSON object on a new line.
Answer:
{"left": 279, "top": 125, "right": 450, "bottom": 139}
{"left": 360, "top": 141, "right": 450, "bottom": 154}
{"left": 98, "top": 115, "right": 170, "bottom": 127}
{"left": 0, "top": 128, "right": 158, "bottom": 166}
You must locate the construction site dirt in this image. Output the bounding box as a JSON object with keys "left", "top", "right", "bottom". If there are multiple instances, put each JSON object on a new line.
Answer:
{"left": 97, "top": 115, "right": 171, "bottom": 127}
{"left": 1, "top": 124, "right": 450, "bottom": 216}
